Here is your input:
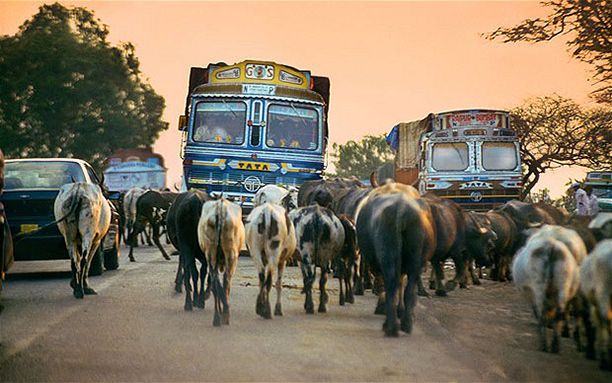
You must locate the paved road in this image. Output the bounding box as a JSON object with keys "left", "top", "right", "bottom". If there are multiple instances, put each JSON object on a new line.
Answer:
{"left": 0, "top": 245, "right": 609, "bottom": 382}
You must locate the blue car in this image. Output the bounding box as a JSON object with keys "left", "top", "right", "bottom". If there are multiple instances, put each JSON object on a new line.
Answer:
{"left": 0, "top": 158, "right": 120, "bottom": 275}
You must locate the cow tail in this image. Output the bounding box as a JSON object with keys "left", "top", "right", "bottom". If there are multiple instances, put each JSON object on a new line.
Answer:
{"left": 215, "top": 201, "right": 224, "bottom": 271}
{"left": 313, "top": 208, "right": 321, "bottom": 266}
{"left": 59, "top": 184, "right": 82, "bottom": 225}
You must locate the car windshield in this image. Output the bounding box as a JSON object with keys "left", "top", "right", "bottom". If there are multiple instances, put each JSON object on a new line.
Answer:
{"left": 482, "top": 142, "right": 518, "bottom": 171}
{"left": 432, "top": 142, "right": 469, "bottom": 171}
{"left": 266, "top": 104, "right": 319, "bottom": 150}
{"left": 4, "top": 161, "right": 86, "bottom": 190}
{"left": 192, "top": 101, "right": 247, "bottom": 145}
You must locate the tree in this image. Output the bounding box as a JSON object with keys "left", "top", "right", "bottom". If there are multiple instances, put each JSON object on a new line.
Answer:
{"left": 0, "top": 3, "right": 168, "bottom": 171}
{"left": 511, "top": 95, "right": 611, "bottom": 196}
{"left": 486, "top": 0, "right": 612, "bottom": 104}
{"left": 331, "top": 135, "right": 394, "bottom": 179}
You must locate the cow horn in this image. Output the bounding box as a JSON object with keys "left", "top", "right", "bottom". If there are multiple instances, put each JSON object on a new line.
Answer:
{"left": 370, "top": 170, "right": 379, "bottom": 188}
{"left": 479, "top": 227, "right": 488, "bottom": 234}
{"left": 527, "top": 221, "right": 543, "bottom": 228}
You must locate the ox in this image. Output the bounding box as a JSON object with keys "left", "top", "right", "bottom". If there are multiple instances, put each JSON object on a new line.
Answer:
{"left": 512, "top": 232, "right": 581, "bottom": 353}
{"left": 128, "top": 190, "right": 178, "bottom": 262}
{"left": 54, "top": 183, "right": 111, "bottom": 298}
{"left": 166, "top": 190, "right": 211, "bottom": 309}
{"left": 123, "top": 187, "right": 150, "bottom": 245}
{"left": 481, "top": 210, "right": 519, "bottom": 282}
{"left": 356, "top": 184, "right": 435, "bottom": 336}
{"left": 290, "top": 204, "right": 344, "bottom": 314}
{"left": 335, "top": 215, "right": 359, "bottom": 305}
{"left": 245, "top": 203, "right": 296, "bottom": 318}
{"left": 580, "top": 239, "right": 612, "bottom": 370}
{"left": 197, "top": 198, "right": 244, "bottom": 326}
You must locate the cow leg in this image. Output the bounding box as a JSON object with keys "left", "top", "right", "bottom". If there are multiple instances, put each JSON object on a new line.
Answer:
{"left": 183, "top": 256, "right": 196, "bottom": 311}
{"left": 382, "top": 271, "right": 399, "bottom": 337}
{"left": 353, "top": 252, "right": 364, "bottom": 296}
{"left": 222, "top": 271, "right": 231, "bottom": 325}
{"left": 401, "top": 269, "right": 419, "bottom": 334}
{"left": 262, "top": 269, "right": 272, "bottom": 320}
{"left": 345, "top": 259, "right": 354, "bottom": 304}
{"left": 145, "top": 225, "right": 154, "bottom": 246}
{"left": 397, "top": 275, "right": 406, "bottom": 318}
{"left": 363, "top": 260, "right": 373, "bottom": 290}
{"left": 551, "top": 311, "right": 563, "bottom": 353}
{"left": 428, "top": 267, "right": 436, "bottom": 290}
{"left": 174, "top": 252, "right": 184, "bottom": 293}
{"left": 432, "top": 260, "right": 448, "bottom": 296}
{"left": 537, "top": 311, "right": 548, "bottom": 352}
{"left": 197, "top": 259, "right": 208, "bottom": 308}
{"left": 337, "top": 259, "right": 345, "bottom": 306}
{"left": 212, "top": 269, "right": 222, "bottom": 327}
{"left": 151, "top": 221, "right": 170, "bottom": 260}
{"left": 300, "top": 256, "right": 315, "bottom": 314}
{"left": 375, "top": 291, "right": 386, "bottom": 315}
{"left": 417, "top": 275, "right": 431, "bottom": 297}
{"left": 318, "top": 266, "right": 329, "bottom": 313}
{"left": 469, "top": 261, "right": 481, "bottom": 285}
{"left": 275, "top": 261, "right": 285, "bottom": 316}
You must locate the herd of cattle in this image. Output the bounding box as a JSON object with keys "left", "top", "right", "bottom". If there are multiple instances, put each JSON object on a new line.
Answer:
{"left": 53, "top": 176, "right": 612, "bottom": 370}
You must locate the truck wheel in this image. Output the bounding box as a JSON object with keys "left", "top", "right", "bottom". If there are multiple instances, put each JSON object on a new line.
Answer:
{"left": 88, "top": 247, "right": 104, "bottom": 276}
{"left": 104, "top": 235, "right": 120, "bottom": 271}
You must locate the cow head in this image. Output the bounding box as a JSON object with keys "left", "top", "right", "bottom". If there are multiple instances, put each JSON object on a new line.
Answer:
{"left": 281, "top": 190, "right": 298, "bottom": 211}
{"left": 465, "top": 212, "right": 496, "bottom": 267}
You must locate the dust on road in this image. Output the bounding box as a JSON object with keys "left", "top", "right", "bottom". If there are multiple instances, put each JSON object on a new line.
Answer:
{"left": 0, "top": 245, "right": 608, "bottom": 382}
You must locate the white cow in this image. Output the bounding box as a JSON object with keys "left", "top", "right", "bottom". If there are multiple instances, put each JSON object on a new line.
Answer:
{"left": 290, "top": 204, "right": 345, "bottom": 314}
{"left": 253, "top": 185, "right": 298, "bottom": 210}
{"left": 55, "top": 183, "right": 111, "bottom": 298}
{"left": 580, "top": 239, "right": 612, "bottom": 369}
{"left": 525, "top": 224, "right": 588, "bottom": 264}
{"left": 512, "top": 234, "right": 580, "bottom": 353}
{"left": 197, "top": 198, "right": 244, "bottom": 326}
{"left": 123, "top": 187, "right": 146, "bottom": 243}
{"left": 245, "top": 203, "right": 296, "bottom": 319}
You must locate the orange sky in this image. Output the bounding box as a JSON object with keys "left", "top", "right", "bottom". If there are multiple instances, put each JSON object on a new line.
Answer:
{"left": 0, "top": 1, "right": 596, "bottom": 197}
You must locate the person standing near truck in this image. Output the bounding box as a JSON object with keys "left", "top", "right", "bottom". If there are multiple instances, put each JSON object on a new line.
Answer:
{"left": 571, "top": 182, "right": 589, "bottom": 216}
{"left": 585, "top": 185, "right": 600, "bottom": 216}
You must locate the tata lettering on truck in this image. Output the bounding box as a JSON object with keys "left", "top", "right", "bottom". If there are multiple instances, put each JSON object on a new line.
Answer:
{"left": 387, "top": 110, "right": 522, "bottom": 210}
{"left": 178, "top": 60, "right": 330, "bottom": 212}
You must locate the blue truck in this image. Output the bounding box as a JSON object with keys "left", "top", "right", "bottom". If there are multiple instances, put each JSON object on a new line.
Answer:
{"left": 178, "top": 60, "right": 330, "bottom": 212}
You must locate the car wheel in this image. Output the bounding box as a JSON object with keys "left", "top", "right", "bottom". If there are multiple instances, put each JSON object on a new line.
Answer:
{"left": 88, "top": 247, "right": 104, "bottom": 276}
{"left": 104, "top": 234, "right": 120, "bottom": 271}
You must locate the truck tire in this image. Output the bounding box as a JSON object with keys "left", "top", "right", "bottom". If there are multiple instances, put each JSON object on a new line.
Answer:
{"left": 104, "top": 235, "right": 120, "bottom": 271}
{"left": 88, "top": 247, "right": 104, "bottom": 276}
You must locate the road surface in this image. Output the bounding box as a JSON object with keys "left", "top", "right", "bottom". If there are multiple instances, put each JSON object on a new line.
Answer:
{"left": 0, "top": 245, "right": 608, "bottom": 382}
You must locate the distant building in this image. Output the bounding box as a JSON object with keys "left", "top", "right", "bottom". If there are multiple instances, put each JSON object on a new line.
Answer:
{"left": 103, "top": 148, "right": 167, "bottom": 192}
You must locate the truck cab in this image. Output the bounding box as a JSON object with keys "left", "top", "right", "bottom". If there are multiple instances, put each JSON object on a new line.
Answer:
{"left": 179, "top": 60, "right": 330, "bottom": 212}
{"left": 584, "top": 171, "right": 612, "bottom": 212}
{"left": 390, "top": 110, "right": 522, "bottom": 211}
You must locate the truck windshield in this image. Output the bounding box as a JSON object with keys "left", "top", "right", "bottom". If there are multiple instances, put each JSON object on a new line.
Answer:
{"left": 266, "top": 104, "right": 319, "bottom": 150}
{"left": 482, "top": 142, "right": 517, "bottom": 170}
{"left": 192, "top": 101, "right": 247, "bottom": 145}
{"left": 591, "top": 186, "right": 612, "bottom": 199}
{"left": 4, "top": 161, "right": 86, "bottom": 190}
{"left": 432, "top": 142, "right": 469, "bottom": 171}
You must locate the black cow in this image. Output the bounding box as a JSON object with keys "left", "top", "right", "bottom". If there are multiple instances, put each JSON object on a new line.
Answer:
{"left": 357, "top": 190, "right": 435, "bottom": 337}
{"left": 334, "top": 215, "right": 359, "bottom": 305}
{"left": 482, "top": 210, "right": 518, "bottom": 282}
{"left": 128, "top": 190, "right": 178, "bottom": 262}
{"left": 166, "top": 189, "right": 211, "bottom": 310}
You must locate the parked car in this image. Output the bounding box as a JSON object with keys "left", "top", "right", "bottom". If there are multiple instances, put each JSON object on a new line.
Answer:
{"left": 0, "top": 158, "right": 120, "bottom": 275}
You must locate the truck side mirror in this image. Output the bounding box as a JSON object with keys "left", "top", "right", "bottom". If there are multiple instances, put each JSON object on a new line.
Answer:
{"left": 178, "top": 115, "right": 187, "bottom": 131}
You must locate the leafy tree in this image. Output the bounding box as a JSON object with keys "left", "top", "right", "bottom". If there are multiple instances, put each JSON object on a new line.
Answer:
{"left": 511, "top": 95, "right": 611, "bottom": 196}
{"left": 486, "top": 0, "right": 612, "bottom": 104}
{"left": 0, "top": 3, "right": 168, "bottom": 172}
{"left": 331, "top": 135, "right": 394, "bottom": 180}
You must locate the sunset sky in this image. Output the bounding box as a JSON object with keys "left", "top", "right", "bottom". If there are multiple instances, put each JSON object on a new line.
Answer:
{"left": 0, "top": 1, "right": 597, "bottom": 197}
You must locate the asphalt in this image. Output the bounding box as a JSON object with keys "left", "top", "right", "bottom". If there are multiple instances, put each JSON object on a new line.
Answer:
{"left": 0, "top": 244, "right": 609, "bottom": 382}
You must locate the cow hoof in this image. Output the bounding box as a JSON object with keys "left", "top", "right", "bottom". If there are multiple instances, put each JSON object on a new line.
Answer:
{"left": 163, "top": 255, "right": 171, "bottom": 261}
{"left": 383, "top": 321, "right": 399, "bottom": 337}
{"left": 355, "top": 281, "right": 364, "bottom": 295}
{"left": 222, "top": 314, "right": 230, "bottom": 325}
{"left": 274, "top": 304, "right": 283, "bottom": 316}
{"left": 129, "top": 257, "right": 136, "bottom": 263}
{"left": 346, "top": 294, "right": 355, "bottom": 304}
{"left": 194, "top": 299, "right": 205, "bottom": 309}
{"left": 400, "top": 319, "right": 413, "bottom": 334}
{"left": 374, "top": 302, "right": 385, "bottom": 315}
{"left": 318, "top": 304, "right": 327, "bottom": 313}
{"left": 339, "top": 297, "right": 345, "bottom": 306}
{"left": 184, "top": 302, "right": 193, "bottom": 311}
{"left": 304, "top": 300, "right": 314, "bottom": 314}
{"left": 213, "top": 314, "right": 221, "bottom": 327}
{"left": 444, "top": 281, "right": 457, "bottom": 291}
{"left": 263, "top": 303, "right": 272, "bottom": 319}
{"left": 435, "top": 289, "right": 447, "bottom": 297}
{"left": 73, "top": 288, "right": 84, "bottom": 299}
{"left": 174, "top": 284, "right": 182, "bottom": 294}
{"left": 83, "top": 287, "right": 97, "bottom": 295}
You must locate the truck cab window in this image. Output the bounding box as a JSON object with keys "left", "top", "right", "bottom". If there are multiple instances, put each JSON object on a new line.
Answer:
{"left": 481, "top": 142, "right": 517, "bottom": 170}
{"left": 266, "top": 104, "right": 319, "bottom": 150}
{"left": 432, "top": 142, "right": 468, "bottom": 171}
{"left": 192, "top": 101, "right": 247, "bottom": 145}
